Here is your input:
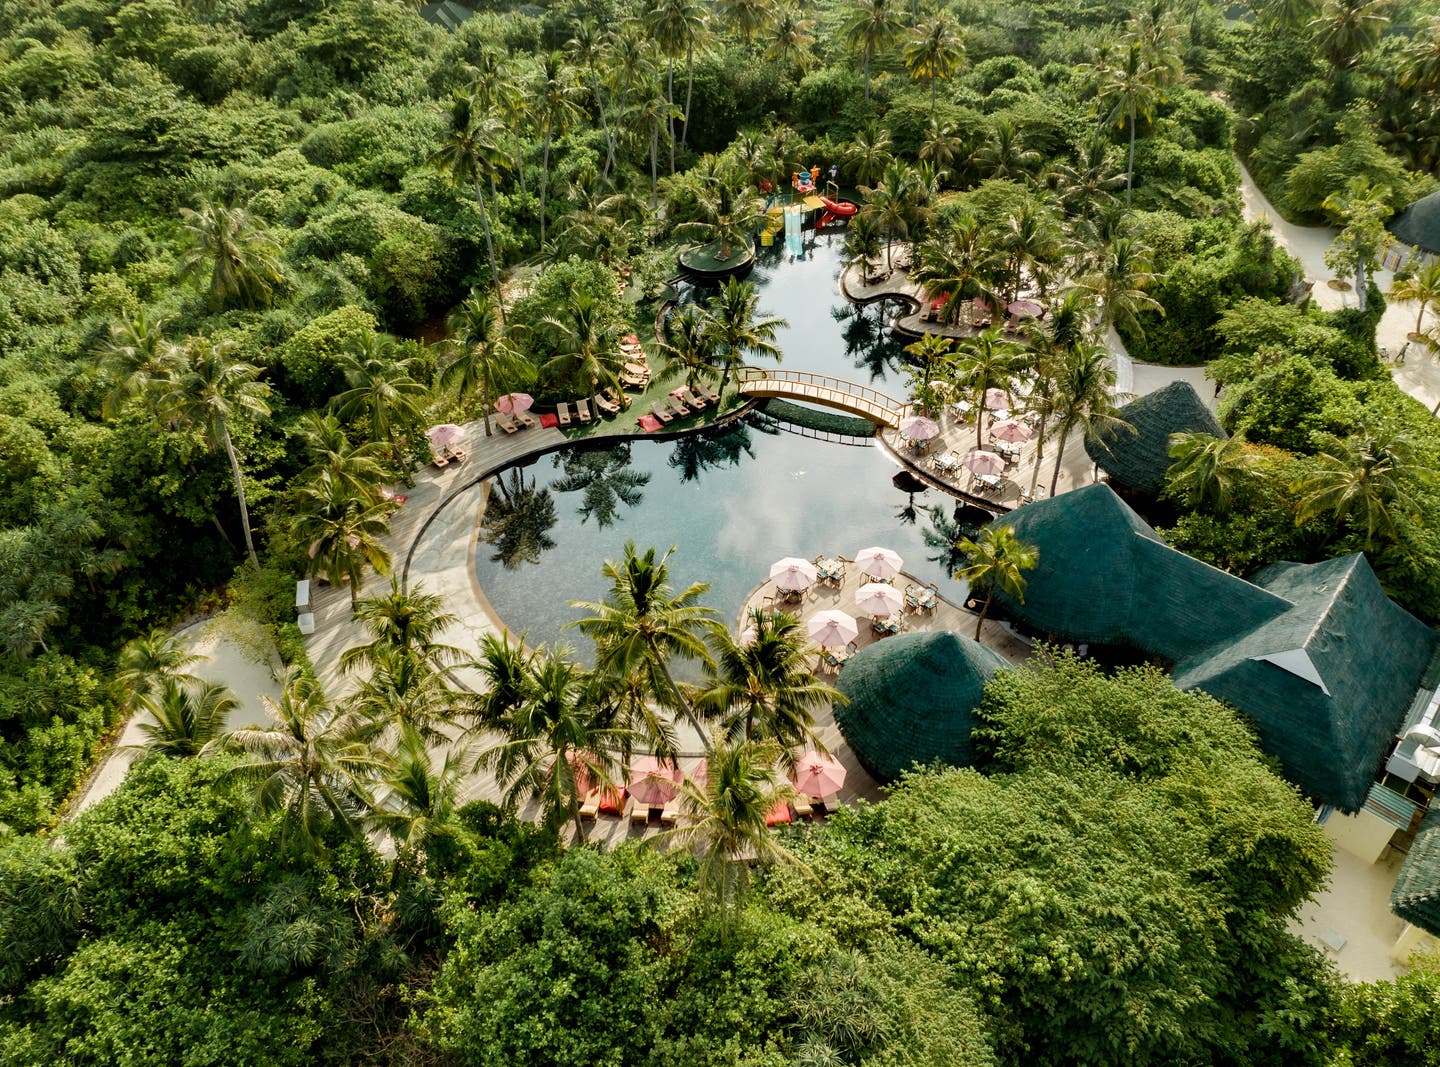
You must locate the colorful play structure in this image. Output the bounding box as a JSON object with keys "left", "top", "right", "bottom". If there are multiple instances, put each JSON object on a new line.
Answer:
{"left": 759, "top": 166, "right": 859, "bottom": 248}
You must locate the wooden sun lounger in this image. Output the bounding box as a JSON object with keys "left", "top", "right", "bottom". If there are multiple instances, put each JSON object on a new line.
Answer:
{"left": 628, "top": 797, "right": 651, "bottom": 825}
{"left": 594, "top": 390, "right": 619, "bottom": 416}
{"left": 556, "top": 402, "right": 572, "bottom": 426}
{"left": 660, "top": 796, "right": 681, "bottom": 824}
{"left": 650, "top": 402, "right": 673, "bottom": 424}
{"left": 681, "top": 386, "right": 707, "bottom": 410}
{"left": 667, "top": 394, "right": 690, "bottom": 418}
{"left": 430, "top": 452, "right": 450, "bottom": 468}
{"left": 514, "top": 410, "right": 536, "bottom": 429}
{"left": 446, "top": 446, "right": 467, "bottom": 464}
{"left": 579, "top": 790, "right": 601, "bottom": 819}
{"left": 575, "top": 398, "right": 592, "bottom": 423}
{"left": 702, "top": 383, "right": 720, "bottom": 404}
{"left": 792, "top": 795, "right": 814, "bottom": 818}
{"left": 493, "top": 411, "right": 518, "bottom": 434}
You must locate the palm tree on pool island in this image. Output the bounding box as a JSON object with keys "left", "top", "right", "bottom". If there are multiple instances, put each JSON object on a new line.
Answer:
{"left": 956, "top": 525, "right": 1038, "bottom": 641}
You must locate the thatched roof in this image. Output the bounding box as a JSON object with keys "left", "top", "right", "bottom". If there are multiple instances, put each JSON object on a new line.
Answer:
{"left": 1389, "top": 188, "right": 1440, "bottom": 256}
{"left": 834, "top": 630, "right": 1008, "bottom": 783}
{"left": 992, "top": 485, "right": 1436, "bottom": 812}
{"left": 1085, "top": 381, "right": 1224, "bottom": 496}
{"left": 1393, "top": 807, "right": 1440, "bottom": 938}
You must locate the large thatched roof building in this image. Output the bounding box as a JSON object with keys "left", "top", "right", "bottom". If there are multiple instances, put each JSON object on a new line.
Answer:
{"left": 990, "top": 485, "right": 1435, "bottom": 812}
{"left": 1388, "top": 188, "right": 1440, "bottom": 259}
{"left": 1085, "top": 380, "right": 1224, "bottom": 496}
{"left": 1393, "top": 808, "right": 1440, "bottom": 940}
{"left": 834, "top": 630, "right": 1008, "bottom": 783}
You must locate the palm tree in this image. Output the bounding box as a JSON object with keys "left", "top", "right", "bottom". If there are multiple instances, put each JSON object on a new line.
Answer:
{"left": 541, "top": 290, "right": 626, "bottom": 399}
{"left": 292, "top": 470, "right": 393, "bottom": 612}
{"left": 696, "top": 611, "right": 839, "bottom": 767}
{"left": 565, "top": 20, "right": 621, "bottom": 186}
{"left": 1049, "top": 138, "right": 1127, "bottom": 230}
{"left": 1165, "top": 432, "right": 1258, "bottom": 514}
{"left": 214, "top": 669, "right": 385, "bottom": 856}
{"left": 1322, "top": 177, "right": 1395, "bottom": 312}
{"left": 1048, "top": 343, "right": 1127, "bottom": 497}
{"left": 843, "top": 213, "right": 885, "bottom": 283}
{"left": 998, "top": 200, "right": 1063, "bottom": 304}
{"left": 468, "top": 630, "right": 532, "bottom": 732}
{"left": 1078, "top": 237, "right": 1163, "bottom": 337}
{"left": 135, "top": 678, "right": 238, "bottom": 758}
{"left": 633, "top": 89, "right": 683, "bottom": 208}
{"left": 441, "top": 289, "right": 532, "bottom": 437}
{"left": 296, "top": 413, "right": 387, "bottom": 507}
{"left": 1261, "top": 0, "right": 1319, "bottom": 33}
{"left": 952, "top": 325, "right": 1027, "bottom": 450}
{"left": 1388, "top": 261, "right": 1440, "bottom": 340}
{"left": 1295, "top": 432, "right": 1422, "bottom": 548}
{"left": 903, "top": 15, "right": 965, "bottom": 121}
{"left": 551, "top": 174, "right": 645, "bottom": 266}
{"left": 332, "top": 335, "right": 427, "bottom": 465}
{"left": 904, "top": 331, "right": 953, "bottom": 387}
{"left": 912, "top": 214, "right": 1005, "bottom": 324}
{"left": 704, "top": 277, "right": 787, "bottom": 399}
{"left": 650, "top": 739, "right": 806, "bottom": 927}
{"left": 158, "top": 336, "right": 271, "bottom": 566}
{"left": 348, "top": 643, "right": 459, "bottom": 745}
{"left": 719, "top": 0, "right": 774, "bottom": 46}
{"left": 919, "top": 119, "right": 968, "bottom": 184}
{"left": 859, "top": 167, "right": 917, "bottom": 275}
{"left": 660, "top": 303, "right": 717, "bottom": 389}
{"left": 673, "top": 179, "right": 760, "bottom": 262}
{"left": 366, "top": 723, "right": 467, "bottom": 855}
{"left": 570, "top": 542, "right": 721, "bottom": 744}
{"left": 956, "top": 525, "right": 1038, "bottom": 640}
{"left": 1096, "top": 42, "right": 1162, "bottom": 205}
{"left": 766, "top": 6, "right": 817, "bottom": 73}
{"left": 530, "top": 52, "right": 588, "bottom": 248}
{"left": 93, "top": 309, "right": 183, "bottom": 419}
{"left": 178, "top": 198, "right": 286, "bottom": 312}
{"left": 845, "top": 122, "right": 894, "bottom": 187}
{"left": 977, "top": 120, "right": 1041, "bottom": 181}
{"left": 430, "top": 91, "right": 509, "bottom": 312}
{"left": 476, "top": 644, "right": 630, "bottom": 837}
{"left": 114, "top": 627, "right": 204, "bottom": 714}
{"left": 1307, "top": 0, "right": 1389, "bottom": 71}
{"left": 645, "top": 0, "right": 709, "bottom": 170}
{"left": 844, "top": 0, "right": 903, "bottom": 101}
{"left": 1020, "top": 291, "right": 1088, "bottom": 498}
{"left": 340, "top": 577, "right": 462, "bottom": 676}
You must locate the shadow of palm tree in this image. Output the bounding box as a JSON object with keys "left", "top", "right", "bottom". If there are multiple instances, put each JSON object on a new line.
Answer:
{"left": 552, "top": 444, "right": 650, "bottom": 527}
{"left": 481, "top": 467, "right": 559, "bottom": 569}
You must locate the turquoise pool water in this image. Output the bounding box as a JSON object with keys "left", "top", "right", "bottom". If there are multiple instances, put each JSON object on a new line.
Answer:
{"left": 475, "top": 235, "right": 967, "bottom": 671}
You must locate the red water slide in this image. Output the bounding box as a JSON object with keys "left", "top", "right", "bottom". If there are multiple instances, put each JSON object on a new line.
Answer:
{"left": 816, "top": 197, "right": 859, "bottom": 228}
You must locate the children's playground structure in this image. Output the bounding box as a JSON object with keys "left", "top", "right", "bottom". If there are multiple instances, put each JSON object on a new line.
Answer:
{"left": 759, "top": 166, "right": 858, "bottom": 253}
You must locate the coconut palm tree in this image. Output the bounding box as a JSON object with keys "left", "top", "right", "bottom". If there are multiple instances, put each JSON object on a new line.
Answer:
{"left": 1294, "top": 431, "right": 1423, "bottom": 548}
{"left": 919, "top": 119, "right": 969, "bottom": 184}
{"left": 348, "top": 644, "right": 459, "bottom": 745}
{"left": 1078, "top": 237, "right": 1163, "bottom": 337}
{"left": 93, "top": 309, "right": 183, "bottom": 419}
{"left": 476, "top": 644, "right": 630, "bottom": 837}
{"left": 649, "top": 739, "right": 806, "bottom": 927}
{"left": 114, "top": 627, "right": 204, "bottom": 715}
{"left": 530, "top": 51, "right": 588, "bottom": 248}
{"left": 766, "top": 5, "right": 817, "bottom": 73}
{"left": 912, "top": 214, "right": 1005, "bottom": 325}
{"left": 570, "top": 542, "right": 721, "bottom": 744}
{"left": 340, "top": 577, "right": 463, "bottom": 676}
{"left": 977, "top": 119, "right": 1041, "bottom": 181}
{"left": 1165, "top": 432, "right": 1258, "bottom": 514}
{"left": 1322, "top": 177, "right": 1395, "bottom": 312}
{"left": 1261, "top": 0, "right": 1319, "bottom": 32}
{"left": 1307, "top": 0, "right": 1389, "bottom": 71}
{"left": 1048, "top": 343, "right": 1127, "bottom": 497}
{"left": 956, "top": 525, "right": 1038, "bottom": 640}
{"left": 632, "top": 89, "right": 684, "bottom": 208}
{"left": 565, "top": 20, "right": 621, "bottom": 186}
{"left": 441, "top": 290, "right": 532, "bottom": 437}
{"left": 551, "top": 173, "right": 645, "bottom": 267}
{"left": 366, "top": 723, "right": 468, "bottom": 856}
{"left": 158, "top": 336, "right": 271, "bottom": 566}
{"left": 696, "top": 611, "right": 839, "bottom": 768}
{"left": 645, "top": 0, "right": 709, "bottom": 170}
{"left": 673, "top": 178, "right": 760, "bottom": 262}
{"left": 467, "top": 630, "right": 533, "bottom": 734}
{"left": 843, "top": 214, "right": 885, "bottom": 284}
{"left": 903, "top": 15, "right": 965, "bottom": 121}
{"left": 719, "top": 0, "right": 774, "bottom": 46}
{"left": 904, "top": 331, "right": 954, "bottom": 387}
{"left": 295, "top": 413, "right": 388, "bottom": 511}
{"left": 332, "top": 335, "right": 427, "bottom": 466}
{"left": 1020, "top": 291, "right": 1088, "bottom": 498}
{"left": 291, "top": 470, "right": 393, "bottom": 612}
{"left": 135, "top": 678, "right": 239, "bottom": 758}
{"left": 179, "top": 198, "right": 286, "bottom": 312}
{"left": 430, "top": 91, "right": 509, "bottom": 312}
{"left": 998, "top": 200, "right": 1064, "bottom": 304}
{"left": 952, "top": 325, "right": 1028, "bottom": 450}
{"left": 1388, "top": 261, "right": 1440, "bottom": 341}
{"left": 1096, "top": 42, "right": 1162, "bottom": 205}
{"left": 703, "top": 277, "right": 787, "bottom": 399}
{"left": 214, "top": 669, "right": 385, "bottom": 857}
{"left": 844, "top": 0, "right": 903, "bottom": 101}
{"left": 1048, "top": 138, "right": 1128, "bottom": 230}
{"left": 845, "top": 122, "right": 894, "bottom": 187}
{"left": 541, "top": 290, "right": 626, "bottom": 399}
{"left": 660, "top": 303, "right": 717, "bottom": 389}
{"left": 859, "top": 166, "right": 918, "bottom": 275}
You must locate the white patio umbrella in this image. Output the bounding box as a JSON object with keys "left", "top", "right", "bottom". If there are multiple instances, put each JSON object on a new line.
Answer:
{"left": 962, "top": 449, "right": 1006, "bottom": 476}
{"left": 855, "top": 582, "right": 904, "bottom": 618}
{"left": 807, "top": 610, "right": 859, "bottom": 649}
{"left": 898, "top": 414, "right": 940, "bottom": 441}
{"left": 854, "top": 545, "right": 903, "bottom": 581}
{"left": 769, "top": 556, "right": 818, "bottom": 592}
{"left": 984, "top": 388, "right": 1012, "bottom": 410}
{"left": 990, "top": 419, "right": 1033, "bottom": 443}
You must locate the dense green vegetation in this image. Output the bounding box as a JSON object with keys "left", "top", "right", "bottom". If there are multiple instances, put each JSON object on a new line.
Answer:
{"left": 5, "top": 0, "right": 1440, "bottom": 1059}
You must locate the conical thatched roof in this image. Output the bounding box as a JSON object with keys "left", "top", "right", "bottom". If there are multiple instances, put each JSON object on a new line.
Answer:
{"left": 1393, "top": 807, "right": 1440, "bottom": 939}
{"left": 834, "top": 630, "right": 1008, "bottom": 783}
{"left": 1085, "top": 381, "right": 1224, "bottom": 496}
{"left": 1389, "top": 188, "right": 1440, "bottom": 255}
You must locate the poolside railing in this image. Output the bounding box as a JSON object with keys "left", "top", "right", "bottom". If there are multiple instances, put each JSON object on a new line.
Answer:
{"left": 736, "top": 368, "right": 906, "bottom": 427}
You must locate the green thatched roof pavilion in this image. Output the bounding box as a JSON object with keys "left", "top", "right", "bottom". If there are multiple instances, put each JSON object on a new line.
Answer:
{"left": 1388, "top": 189, "right": 1440, "bottom": 256}
{"left": 991, "top": 485, "right": 1436, "bottom": 812}
{"left": 1085, "top": 380, "right": 1224, "bottom": 496}
{"left": 834, "top": 630, "right": 1008, "bottom": 783}
{"left": 1393, "top": 808, "right": 1440, "bottom": 939}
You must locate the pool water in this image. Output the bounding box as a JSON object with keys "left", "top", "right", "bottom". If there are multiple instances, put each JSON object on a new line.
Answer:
{"left": 475, "top": 234, "right": 969, "bottom": 671}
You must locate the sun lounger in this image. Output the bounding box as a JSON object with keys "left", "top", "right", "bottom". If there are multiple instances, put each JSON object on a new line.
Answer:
{"left": 579, "top": 790, "right": 601, "bottom": 819}
{"left": 628, "top": 797, "right": 651, "bottom": 825}
{"left": 650, "top": 402, "right": 672, "bottom": 424}
{"left": 702, "top": 383, "right": 720, "bottom": 404}
{"left": 594, "top": 391, "right": 619, "bottom": 416}
{"left": 792, "top": 795, "right": 814, "bottom": 818}
{"left": 575, "top": 398, "right": 592, "bottom": 423}
{"left": 661, "top": 796, "right": 681, "bottom": 824}
{"left": 681, "top": 386, "right": 707, "bottom": 410}
{"left": 556, "top": 402, "right": 572, "bottom": 426}
{"left": 667, "top": 394, "right": 690, "bottom": 418}
{"left": 621, "top": 370, "right": 649, "bottom": 390}
{"left": 493, "top": 411, "right": 518, "bottom": 434}
{"left": 446, "top": 446, "right": 467, "bottom": 464}
{"left": 515, "top": 410, "right": 536, "bottom": 429}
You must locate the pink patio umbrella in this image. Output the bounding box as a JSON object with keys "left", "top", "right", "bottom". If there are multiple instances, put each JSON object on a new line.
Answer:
{"left": 629, "top": 755, "right": 684, "bottom": 805}
{"left": 425, "top": 423, "right": 464, "bottom": 453}
{"left": 622, "top": 333, "right": 641, "bottom": 345}
{"left": 791, "top": 751, "right": 847, "bottom": 798}
{"left": 962, "top": 449, "right": 1007, "bottom": 476}
{"left": 855, "top": 582, "right": 904, "bottom": 618}
{"left": 990, "top": 418, "right": 1033, "bottom": 443}
{"left": 770, "top": 556, "right": 818, "bottom": 592}
{"left": 984, "top": 388, "right": 1012, "bottom": 411}
{"left": 807, "top": 610, "right": 859, "bottom": 649}
{"left": 494, "top": 392, "right": 533, "bottom": 414}
{"left": 854, "top": 546, "right": 903, "bottom": 581}
{"left": 1007, "top": 299, "right": 1043, "bottom": 319}
{"left": 898, "top": 414, "right": 940, "bottom": 441}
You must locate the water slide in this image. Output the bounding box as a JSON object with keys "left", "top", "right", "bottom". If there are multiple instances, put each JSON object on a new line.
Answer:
{"left": 816, "top": 197, "right": 858, "bottom": 229}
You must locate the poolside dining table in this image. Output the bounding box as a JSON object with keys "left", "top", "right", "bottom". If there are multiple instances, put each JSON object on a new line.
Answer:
{"left": 816, "top": 557, "right": 845, "bottom": 582}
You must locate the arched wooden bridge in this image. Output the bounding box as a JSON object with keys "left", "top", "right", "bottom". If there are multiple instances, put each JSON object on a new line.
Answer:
{"left": 736, "top": 368, "right": 906, "bottom": 428}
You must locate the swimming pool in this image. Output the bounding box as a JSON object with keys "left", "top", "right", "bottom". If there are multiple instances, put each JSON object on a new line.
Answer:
{"left": 474, "top": 235, "right": 968, "bottom": 671}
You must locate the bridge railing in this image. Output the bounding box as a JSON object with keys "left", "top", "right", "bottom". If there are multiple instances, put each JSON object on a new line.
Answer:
{"left": 736, "top": 367, "right": 906, "bottom": 424}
